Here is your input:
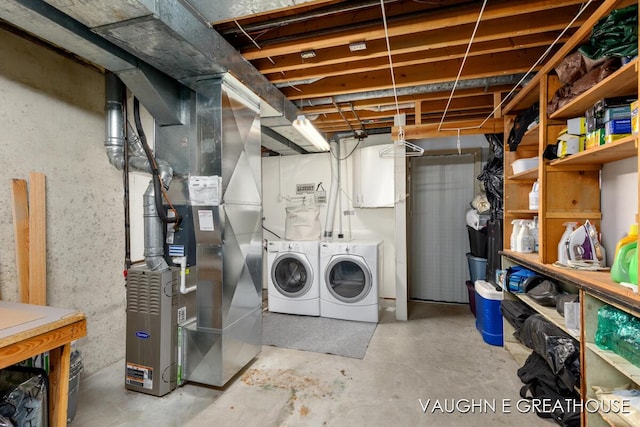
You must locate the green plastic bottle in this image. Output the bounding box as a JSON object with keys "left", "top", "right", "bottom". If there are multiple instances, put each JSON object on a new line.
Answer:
{"left": 611, "top": 241, "right": 637, "bottom": 284}
{"left": 614, "top": 223, "right": 638, "bottom": 259}
{"left": 629, "top": 246, "right": 638, "bottom": 286}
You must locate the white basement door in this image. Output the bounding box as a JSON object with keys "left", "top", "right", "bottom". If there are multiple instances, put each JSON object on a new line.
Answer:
{"left": 409, "top": 153, "right": 475, "bottom": 303}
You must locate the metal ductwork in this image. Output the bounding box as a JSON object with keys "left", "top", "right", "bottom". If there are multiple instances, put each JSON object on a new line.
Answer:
{"left": 293, "top": 74, "right": 529, "bottom": 108}
{"left": 0, "top": 0, "right": 309, "bottom": 154}
{"left": 104, "top": 71, "right": 172, "bottom": 271}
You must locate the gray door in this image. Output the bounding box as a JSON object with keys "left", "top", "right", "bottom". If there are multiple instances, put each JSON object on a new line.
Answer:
{"left": 409, "top": 153, "right": 475, "bottom": 303}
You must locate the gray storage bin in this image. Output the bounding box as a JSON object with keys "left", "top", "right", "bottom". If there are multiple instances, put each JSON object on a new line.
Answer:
{"left": 67, "top": 350, "right": 83, "bottom": 424}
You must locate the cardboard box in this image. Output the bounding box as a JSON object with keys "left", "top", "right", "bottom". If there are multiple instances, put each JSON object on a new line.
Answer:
{"left": 585, "top": 106, "right": 603, "bottom": 133}
{"left": 585, "top": 129, "right": 605, "bottom": 149}
{"left": 556, "top": 133, "right": 584, "bottom": 157}
{"left": 567, "top": 117, "right": 586, "bottom": 135}
{"left": 603, "top": 105, "right": 631, "bottom": 122}
{"left": 605, "top": 133, "right": 631, "bottom": 144}
{"left": 605, "top": 118, "right": 632, "bottom": 135}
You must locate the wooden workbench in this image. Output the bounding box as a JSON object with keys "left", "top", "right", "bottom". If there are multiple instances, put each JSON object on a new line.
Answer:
{"left": 0, "top": 301, "right": 87, "bottom": 426}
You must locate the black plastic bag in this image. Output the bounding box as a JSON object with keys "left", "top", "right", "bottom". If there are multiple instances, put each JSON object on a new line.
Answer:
{"left": 507, "top": 103, "right": 538, "bottom": 152}
{"left": 478, "top": 134, "right": 503, "bottom": 220}
{"left": 518, "top": 314, "right": 580, "bottom": 391}
{"left": 518, "top": 352, "right": 580, "bottom": 426}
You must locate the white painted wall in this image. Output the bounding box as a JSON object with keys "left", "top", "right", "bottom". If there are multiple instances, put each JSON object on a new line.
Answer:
{"left": 601, "top": 157, "right": 638, "bottom": 265}
{"left": 0, "top": 29, "right": 124, "bottom": 376}
{"left": 262, "top": 134, "right": 397, "bottom": 298}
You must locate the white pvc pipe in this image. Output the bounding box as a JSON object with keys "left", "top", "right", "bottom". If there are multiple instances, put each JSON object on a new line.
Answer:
{"left": 324, "top": 139, "right": 340, "bottom": 238}
{"left": 173, "top": 256, "right": 196, "bottom": 294}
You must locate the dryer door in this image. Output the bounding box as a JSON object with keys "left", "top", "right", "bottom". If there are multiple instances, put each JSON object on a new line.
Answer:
{"left": 271, "top": 253, "right": 314, "bottom": 297}
{"left": 325, "top": 255, "right": 372, "bottom": 303}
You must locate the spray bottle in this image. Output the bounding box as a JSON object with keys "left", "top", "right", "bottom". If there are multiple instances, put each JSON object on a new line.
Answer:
{"left": 529, "top": 181, "right": 539, "bottom": 210}
{"left": 511, "top": 220, "right": 523, "bottom": 251}
{"left": 530, "top": 216, "right": 539, "bottom": 253}
{"left": 517, "top": 219, "right": 534, "bottom": 253}
{"left": 557, "top": 222, "right": 578, "bottom": 265}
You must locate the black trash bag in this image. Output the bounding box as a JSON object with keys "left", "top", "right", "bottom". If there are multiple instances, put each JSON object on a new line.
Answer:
{"left": 507, "top": 103, "right": 538, "bottom": 152}
{"left": 485, "top": 133, "right": 503, "bottom": 160}
{"left": 518, "top": 351, "right": 581, "bottom": 426}
{"left": 518, "top": 314, "right": 580, "bottom": 391}
{"left": 579, "top": 4, "right": 638, "bottom": 60}
{"left": 501, "top": 299, "right": 536, "bottom": 331}
{"left": 478, "top": 133, "right": 503, "bottom": 221}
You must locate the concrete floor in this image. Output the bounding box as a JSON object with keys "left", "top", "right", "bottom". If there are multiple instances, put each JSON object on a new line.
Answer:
{"left": 72, "top": 301, "right": 553, "bottom": 427}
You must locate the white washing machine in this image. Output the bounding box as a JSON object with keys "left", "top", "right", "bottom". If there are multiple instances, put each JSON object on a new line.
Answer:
{"left": 320, "top": 240, "right": 382, "bottom": 323}
{"left": 267, "top": 240, "right": 320, "bottom": 316}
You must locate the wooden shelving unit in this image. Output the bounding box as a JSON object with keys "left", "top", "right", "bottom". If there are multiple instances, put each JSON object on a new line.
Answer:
{"left": 501, "top": 1, "right": 640, "bottom": 425}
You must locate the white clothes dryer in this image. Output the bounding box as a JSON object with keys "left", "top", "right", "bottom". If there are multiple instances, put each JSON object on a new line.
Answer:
{"left": 267, "top": 240, "right": 320, "bottom": 316}
{"left": 320, "top": 240, "right": 382, "bottom": 323}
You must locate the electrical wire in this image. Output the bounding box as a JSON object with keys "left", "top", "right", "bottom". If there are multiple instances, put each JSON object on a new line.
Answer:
{"left": 330, "top": 137, "right": 362, "bottom": 161}
{"left": 262, "top": 225, "right": 282, "bottom": 239}
{"left": 379, "top": 0, "right": 424, "bottom": 157}
{"left": 133, "top": 97, "right": 180, "bottom": 226}
{"left": 234, "top": 20, "right": 276, "bottom": 65}
{"left": 379, "top": 0, "right": 401, "bottom": 120}
{"left": 437, "top": 0, "right": 487, "bottom": 132}
{"left": 438, "top": 0, "right": 594, "bottom": 133}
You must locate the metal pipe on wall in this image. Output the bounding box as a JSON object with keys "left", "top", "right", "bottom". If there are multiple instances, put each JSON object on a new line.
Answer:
{"left": 324, "top": 138, "right": 340, "bottom": 238}
{"left": 104, "top": 71, "right": 171, "bottom": 271}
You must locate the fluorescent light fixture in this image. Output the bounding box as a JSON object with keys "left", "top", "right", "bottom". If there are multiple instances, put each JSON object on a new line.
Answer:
{"left": 292, "top": 115, "right": 330, "bottom": 151}
{"left": 349, "top": 41, "right": 367, "bottom": 52}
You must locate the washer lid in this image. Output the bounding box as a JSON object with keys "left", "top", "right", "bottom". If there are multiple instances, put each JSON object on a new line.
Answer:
{"left": 272, "top": 253, "right": 314, "bottom": 297}
{"left": 325, "top": 256, "right": 372, "bottom": 303}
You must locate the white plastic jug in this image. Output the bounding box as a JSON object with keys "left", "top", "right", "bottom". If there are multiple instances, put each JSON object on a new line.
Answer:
{"left": 511, "top": 220, "right": 522, "bottom": 251}
{"left": 529, "top": 181, "right": 539, "bottom": 210}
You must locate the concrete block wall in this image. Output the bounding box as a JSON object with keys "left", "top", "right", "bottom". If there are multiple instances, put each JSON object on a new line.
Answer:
{"left": 0, "top": 28, "right": 125, "bottom": 376}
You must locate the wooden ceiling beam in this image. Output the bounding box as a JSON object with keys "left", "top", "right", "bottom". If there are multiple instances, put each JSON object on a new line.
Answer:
{"left": 281, "top": 46, "right": 551, "bottom": 100}
{"left": 267, "top": 32, "right": 570, "bottom": 84}
{"left": 299, "top": 85, "right": 513, "bottom": 115}
{"left": 240, "top": 0, "right": 589, "bottom": 60}
{"left": 259, "top": 15, "right": 577, "bottom": 77}
{"left": 392, "top": 118, "right": 504, "bottom": 139}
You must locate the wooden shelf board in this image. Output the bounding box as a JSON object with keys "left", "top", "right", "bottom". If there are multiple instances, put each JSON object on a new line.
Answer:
{"left": 586, "top": 343, "right": 640, "bottom": 387}
{"left": 551, "top": 135, "right": 637, "bottom": 166}
{"left": 550, "top": 59, "right": 639, "bottom": 120}
{"left": 509, "top": 167, "right": 538, "bottom": 180}
{"left": 516, "top": 294, "right": 578, "bottom": 339}
{"left": 502, "top": 251, "right": 640, "bottom": 310}
{"left": 505, "top": 209, "right": 538, "bottom": 216}
{"left": 503, "top": 0, "right": 627, "bottom": 115}
{"left": 519, "top": 124, "right": 540, "bottom": 147}
{"left": 544, "top": 212, "right": 602, "bottom": 219}
{"left": 504, "top": 340, "right": 532, "bottom": 367}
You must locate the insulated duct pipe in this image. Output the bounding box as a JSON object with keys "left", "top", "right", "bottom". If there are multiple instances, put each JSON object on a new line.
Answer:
{"left": 142, "top": 182, "right": 168, "bottom": 271}
{"left": 324, "top": 138, "right": 340, "bottom": 238}
{"left": 104, "top": 71, "right": 172, "bottom": 271}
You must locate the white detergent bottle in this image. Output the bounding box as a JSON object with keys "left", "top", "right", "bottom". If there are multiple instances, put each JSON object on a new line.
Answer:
{"left": 529, "top": 181, "right": 539, "bottom": 210}
{"left": 530, "top": 216, "right": 539, "bottom": 253}
{"left": 511, "top": 220, "right": 523, "bottom": 251}
{"left": 557, "top": 222, "right": 578, "bottom": 265}
{"left": 517, "top": 220, "right": 534, "bottom": 253}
